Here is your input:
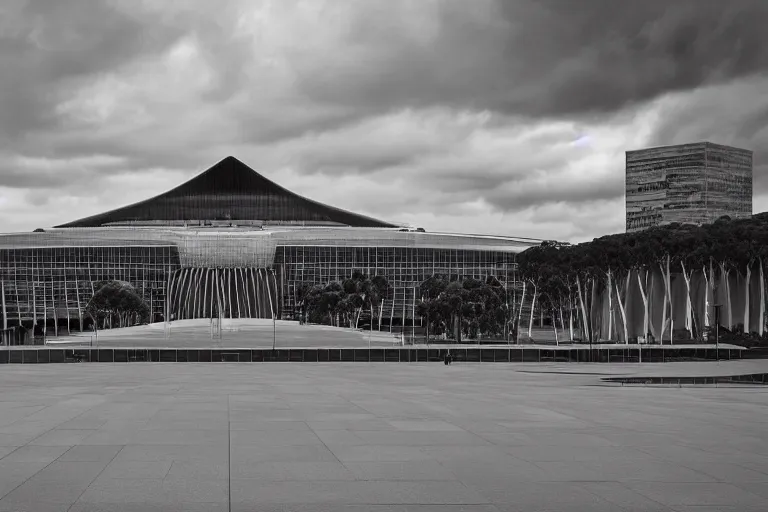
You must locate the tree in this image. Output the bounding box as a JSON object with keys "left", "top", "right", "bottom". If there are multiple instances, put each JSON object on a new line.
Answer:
{"left": 85, "top": 281, "right": 150, "bottom": 332}
{"left": 479, "top": 276, "right": 507, "bottom": 339}
{"left": 368, "top": 275, "right": 390, "bottom": 331}
{"left": 514, "top": 213, "right": 768, "bottom": 344}
{"left": 301, "top": 273, "right": 390, "bottom": 330}
{"left": 517, "top": 244, "right": 547, "bottom": 341}
{"left": 440, "top": 281, "right": 467, "bottom": 343}
{"left": 317, "top": 281, "right": 346, "bottom": 326}
{"left": 517, "top": 241, "right": 577, "bottom": 343}
{"left": 673, "top": 224, "right": 708, "bottom": 340}
{"left": 415, "top": 275, "right": 508, "bottom": 343}
{"left": 417, "top": 275, "right": 449, "bottom": 343}
{"left": 294, "top": 281, "right": 316, "bottom": 324}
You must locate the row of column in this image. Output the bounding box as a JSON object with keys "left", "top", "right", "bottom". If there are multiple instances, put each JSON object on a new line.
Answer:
{"left": 0, "top": 267, "right": 279, "bottom": 333}
{"left": 166, "top": 267, "right": 279, "bottom": 320}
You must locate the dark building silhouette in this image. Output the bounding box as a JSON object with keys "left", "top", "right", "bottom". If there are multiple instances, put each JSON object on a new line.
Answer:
{"left": 58, "top": 156, "right": 394, "bottom": 229}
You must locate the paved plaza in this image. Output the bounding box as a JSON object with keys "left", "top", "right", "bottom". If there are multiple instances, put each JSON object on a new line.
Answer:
{"left": 0, "top": 361, "right": 767, "bottom": 511}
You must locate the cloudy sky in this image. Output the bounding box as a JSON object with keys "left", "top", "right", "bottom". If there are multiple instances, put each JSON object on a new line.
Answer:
{"left": 1, "top": 0, "right": 767, "bottom": 242}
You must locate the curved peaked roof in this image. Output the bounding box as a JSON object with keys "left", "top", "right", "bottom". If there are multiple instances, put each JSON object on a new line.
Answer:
{"left": 56, "top": 156, "right": 396, "bottom": 228}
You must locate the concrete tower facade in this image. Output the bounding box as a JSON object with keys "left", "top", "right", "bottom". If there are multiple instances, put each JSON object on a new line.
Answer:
{"left": 626, "top": 142, "right": 752, "bottom": 232}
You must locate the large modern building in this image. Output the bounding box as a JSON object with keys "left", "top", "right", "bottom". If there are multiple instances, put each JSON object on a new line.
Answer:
{"left": 0, "top": 157, "right": 538, "bottom": 339}
{"left": 625, "top": 142, "right": 753, "bottom": 232}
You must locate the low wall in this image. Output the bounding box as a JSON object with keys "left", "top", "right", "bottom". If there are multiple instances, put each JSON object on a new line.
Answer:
{"left": 0, "top": 346, "right": 745, "bottom": 364}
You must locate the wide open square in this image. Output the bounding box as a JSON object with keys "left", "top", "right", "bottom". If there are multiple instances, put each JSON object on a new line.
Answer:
{"left": 0, "top": 361, "right": 766, "bottom": 511}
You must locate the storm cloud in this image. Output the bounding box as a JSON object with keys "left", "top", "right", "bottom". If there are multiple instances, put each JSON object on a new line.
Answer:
{"left": 0, "top": 0, "right": 766, "bottom": 242}
{"left": 290, "top": 0, "right": 768, "bottom": 118}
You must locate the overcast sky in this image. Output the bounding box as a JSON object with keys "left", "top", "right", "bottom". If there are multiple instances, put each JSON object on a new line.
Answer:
{"left": 1, "top": 0, "right": 767, "bottom": 242}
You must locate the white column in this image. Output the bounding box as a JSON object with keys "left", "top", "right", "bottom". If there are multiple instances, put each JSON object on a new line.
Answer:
{"left": 402, "top": 286, "right": 406, "bottom": 340}
{"left": 226, "top": 269, "right": 233, "bottom": 319}
{"left": 198, "top": 268, "right": 206, "bottom": 318}
{"left": 178, "top": 269, "right": 191, "bottom": 320}
{"left": 203, "top": 268, "right": 211, "bottom": 318}
{"left": 279, "top": 264, "right": 284, "bottom": 320}
{"left": 390, "top": 295, "right": 395, "bottom": 333}
{"left": 42, "top": 274, "right": 47, "bottom": 337}
{"left": 222, "top": 269, "right": 229, "bottom": 319}
{"left": 173, "top": 269, "right": 184, "bottom": 320}
{"left": 412, "top": 285, "right": 417, "bottom": 340}
{"left": 51, "top": 280, "right": 57, "bottom": 337}
{"left": 270, "top": 269, "right": 279, "bottom": 320}
{"left": 219, "top": 269, "right": 226, "bottom": 319}
{"left": 253, "top": 269, "right": 261, "bottom": 318}
{"left": 169, "top": 270, "right": 180, "bottom": 321}
{"left": 196, "top": 267, "right": 204, "bottom": 318}
{"left": 165, "top": 269, "right": 174, "bottom": 324}
{"left": 63, "top": 270, "right": 70, "bottom": 335}
{"left": 185, "top": 269, "right": 197, "bottom": 319}
{"left": 75, "top": 279, "right": 82, "bottom": 332}
{"left": 191, "top": 268, "right": 199, "bottom": 318}
{"left": 192, "top": 268, "right": 201, "bottom": 318}
{"left": 182, "top": 269, "right": 192, "bottom": 319}
{"left": 234, "top": 268, "right": 242, "bottom": 318}
{"left": 1, "top": 280, "right": 7, "bottom": 330}
{"left": 12, "top": 252, "right": 20, "bottom": 327}
{"left": 266, "top": 270, "right": 275, "bottom": 320}
{"left": 244, "top": 268, "right": 253, "bottom": 318}
{"left": 215, "top": 268, "right": 223, "bottom": 319}
{"left": 32, "top": 281, "right": 37, "bottom": 331}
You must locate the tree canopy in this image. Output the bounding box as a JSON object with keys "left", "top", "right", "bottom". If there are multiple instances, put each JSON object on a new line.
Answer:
{"left": 293, "top": 214, "right": 768, "bottom": 346}
{"left": 516, "top": 214, "right": 768, "bottom": 343}
{"left": 301, "top": 271, "right": 390, "bottom": 329}
{"left": 86, "top": 280, "right": 150, "bottom": 330}
{"left": 416, "top": 275, "right": 509, "bottom": 343}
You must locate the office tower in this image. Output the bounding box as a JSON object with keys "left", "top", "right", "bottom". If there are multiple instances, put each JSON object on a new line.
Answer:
{"left": 626, "top": 142, "right": 752, "bottom": 232}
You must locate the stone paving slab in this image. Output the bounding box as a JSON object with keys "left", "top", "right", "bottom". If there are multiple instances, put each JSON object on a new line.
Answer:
{"left": 0, "top": 362, "right": 766, "bottom": 511}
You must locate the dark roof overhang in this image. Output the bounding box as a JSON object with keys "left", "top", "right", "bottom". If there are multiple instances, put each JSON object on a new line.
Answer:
{"left": 56, "top": 156, "right": 396, "bottom": 228}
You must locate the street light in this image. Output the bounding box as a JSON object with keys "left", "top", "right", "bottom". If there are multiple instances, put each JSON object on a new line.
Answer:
{"left": 269, "top": 268, "right": 277, "bottom": 351}
{"left": 82, "top": 295, "right": 98, "bottom": 348}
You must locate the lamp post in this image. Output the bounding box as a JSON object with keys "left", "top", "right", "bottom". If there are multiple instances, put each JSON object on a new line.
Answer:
{"left": 83, "top": 296, "right": 98, "bottom": 348}
{"left": 270, "top": 269, "right": 277, "bottom": 351}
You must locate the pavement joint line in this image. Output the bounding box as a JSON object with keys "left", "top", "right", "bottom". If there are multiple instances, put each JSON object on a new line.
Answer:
{"left": 227, "top": 393, "right": 232, "bottom": 512}
{"left": 305, "top": 411, "right": 349, "bottom": 473}
{"left": 65, "top": 444, "right": 127, "bottom": 512}
{"left": 0, "top": 398, "right": 109, "bottom": 502}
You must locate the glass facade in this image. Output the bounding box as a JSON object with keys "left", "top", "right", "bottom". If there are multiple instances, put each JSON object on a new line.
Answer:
{"left": 0, "top": 231, "right": 529, "bottom": 335}
{"left": 0, "top": 245, "right": 180, "bottom": 332}
{"left": 626, "top": 142, "right": 753, "bottom": 232}
{"left": 276, "top": 245, "right": 518, "bottom": 327}
{"left": 0, "top": 156, "right": 537, "bottom": 338}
